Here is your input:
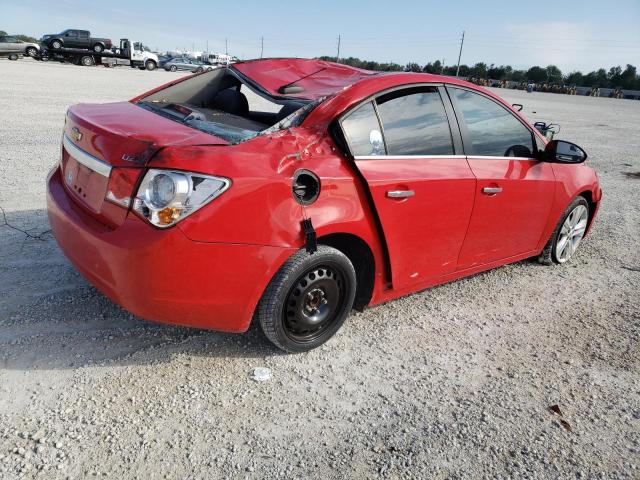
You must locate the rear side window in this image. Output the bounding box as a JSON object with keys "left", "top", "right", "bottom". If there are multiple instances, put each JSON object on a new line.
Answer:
{"left": 449, "top": 87, "right": 534, "bottom": 157}
{"left": 376, "top": 88, "right": 454, "bottom": 156}
{"left": 341, "top": 101, "right": 385, "bottom": 156}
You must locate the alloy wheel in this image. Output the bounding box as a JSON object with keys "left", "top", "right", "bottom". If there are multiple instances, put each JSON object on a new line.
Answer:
{"left": 555, "top": 204, "right": 588, "bottom": 263}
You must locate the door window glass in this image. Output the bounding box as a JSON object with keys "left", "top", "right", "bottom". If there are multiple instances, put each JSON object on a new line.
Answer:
{"left": 375, "top": 88, "right": 454, "bottom": 155}
{"left": 341, "top": 101, "right": 386, "bottom": 157}
{"left": 450, "top": 87, "right": 534, "bottom": 157}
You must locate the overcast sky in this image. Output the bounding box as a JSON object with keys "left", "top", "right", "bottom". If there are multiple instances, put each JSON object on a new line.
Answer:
{"left": 2, "top": 0, "right": 639, "bottom": 72}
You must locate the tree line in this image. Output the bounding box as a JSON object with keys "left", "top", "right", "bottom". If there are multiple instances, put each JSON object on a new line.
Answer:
{"left": 318, "top": 56, "right": 640, "bottom": 90}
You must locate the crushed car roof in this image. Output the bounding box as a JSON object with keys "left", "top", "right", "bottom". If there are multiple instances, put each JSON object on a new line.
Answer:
{"left": 231, "top": 58, "right": 380, "bottom": 100}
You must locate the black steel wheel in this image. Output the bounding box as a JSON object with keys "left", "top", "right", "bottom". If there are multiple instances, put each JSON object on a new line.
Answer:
{"left": 257, "top": 245, "right": 356, "bottom": 353}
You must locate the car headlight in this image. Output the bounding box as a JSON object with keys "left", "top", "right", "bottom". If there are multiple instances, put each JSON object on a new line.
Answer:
{"left": 133, "top": 169, "right": 230, "bottom": 228}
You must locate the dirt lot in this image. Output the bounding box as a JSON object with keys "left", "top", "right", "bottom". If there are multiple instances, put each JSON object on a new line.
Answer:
{"left": 0, "top": 58, "right": 638, "bottom": 479}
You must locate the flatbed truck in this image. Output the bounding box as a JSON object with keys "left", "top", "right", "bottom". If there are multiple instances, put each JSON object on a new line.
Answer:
{"left": 37, "top": 39, "right": 158, "bottom": 70}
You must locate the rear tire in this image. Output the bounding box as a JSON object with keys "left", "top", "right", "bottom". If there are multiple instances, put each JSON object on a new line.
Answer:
{"left": 8, "top": 53, "right": 19, "bottom": 61}
{"left": 538, "top": 196, "right": 590, "bottom": 265}
{"left": 257, "top": 245, "right": 356, "bottom": 353}
{"left": 93, "top": 44, "right": 104, "bottom": 53}
{"left": 80, "top": 55, "right": 95, "bottom": 66}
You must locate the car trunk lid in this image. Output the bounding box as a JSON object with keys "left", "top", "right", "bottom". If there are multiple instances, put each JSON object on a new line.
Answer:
{"left": 61, "top": 101, "right": 228, "bottom": 227}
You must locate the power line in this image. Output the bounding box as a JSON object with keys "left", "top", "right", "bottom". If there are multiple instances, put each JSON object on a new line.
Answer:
{"left": 456, "top": 30, "right": 465, "bottom": 77}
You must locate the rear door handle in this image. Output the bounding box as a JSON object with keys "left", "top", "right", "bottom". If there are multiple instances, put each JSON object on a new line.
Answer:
{"left": 387, "top": 190, "right": 415, "bottom": 198}
{"left": 482, "top": 187, "right": 503, "bottom": 194}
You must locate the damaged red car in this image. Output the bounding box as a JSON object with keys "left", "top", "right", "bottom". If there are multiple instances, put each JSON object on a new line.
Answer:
{"left": 47, "top": 58, "right": 601, "bottom": 352}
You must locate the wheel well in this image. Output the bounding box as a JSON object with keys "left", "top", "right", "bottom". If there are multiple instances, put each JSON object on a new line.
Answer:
{"left": 578, "top": 190, "right": 597, "bottom": 229}
{"left": 318, "top": 233, "right": 375, "bottom": 310}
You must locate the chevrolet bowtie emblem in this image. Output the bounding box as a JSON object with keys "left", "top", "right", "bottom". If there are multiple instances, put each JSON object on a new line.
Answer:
{"left": 70, "top": 127, "right": 82, "bottom": 142}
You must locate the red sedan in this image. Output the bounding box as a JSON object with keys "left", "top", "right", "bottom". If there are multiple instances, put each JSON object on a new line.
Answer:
{"left": 47, "top": 58, "right": 601, "bottom": 352}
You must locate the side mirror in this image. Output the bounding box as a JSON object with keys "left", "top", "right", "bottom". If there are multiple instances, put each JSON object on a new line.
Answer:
{"left": 543, "top": 140, "right": 587, "bottom": 164}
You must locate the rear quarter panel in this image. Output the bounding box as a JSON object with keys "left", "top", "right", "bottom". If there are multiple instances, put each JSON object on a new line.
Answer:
{"left": 148, "top": 127, "right": 389, "bottom": 302}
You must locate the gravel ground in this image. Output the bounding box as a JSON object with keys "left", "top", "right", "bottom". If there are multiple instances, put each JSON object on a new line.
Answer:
{"left": 0, "top": 58, "right": 638, "bottom": 479}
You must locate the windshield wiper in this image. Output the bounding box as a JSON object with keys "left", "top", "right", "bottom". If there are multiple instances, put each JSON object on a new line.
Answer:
{"left": 277, "top": 67, "right": 327, "bottom": 95}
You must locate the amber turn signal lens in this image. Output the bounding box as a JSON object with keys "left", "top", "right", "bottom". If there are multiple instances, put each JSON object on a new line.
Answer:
{"left": 156, "top": 207, "right": 182, "bottom": 225}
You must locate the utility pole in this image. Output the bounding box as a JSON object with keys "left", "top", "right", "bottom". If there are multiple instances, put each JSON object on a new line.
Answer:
{"left": 441, "top": 58, "right": 445, "bottom": 74}
{"left": 260, "top": 36, "right": 264, "bottom": 58}
{"left": 336, "top": 34, "right": 341, "bottom": 63}
{"left": 455, "top": 30, "right": 465, "bottom": 77}
{"left": 225, "top": 38, "right": 228, "bottom": 55}
{"left": 206, "top": 40, "right": 209, "bottom": 54}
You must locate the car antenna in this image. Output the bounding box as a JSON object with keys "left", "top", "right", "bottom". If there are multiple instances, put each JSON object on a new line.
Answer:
{"left": 277, "top": 67, "right": 327, "bottom": 94}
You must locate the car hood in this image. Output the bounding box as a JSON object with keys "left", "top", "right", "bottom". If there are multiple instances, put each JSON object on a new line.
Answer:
{"left": 231, "top": 58, "right": 379, "bottom": 100}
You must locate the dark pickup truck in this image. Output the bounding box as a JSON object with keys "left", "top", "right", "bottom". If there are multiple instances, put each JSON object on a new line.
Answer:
{"left": 41, "top": 29, "right": 112, "bottom": 53}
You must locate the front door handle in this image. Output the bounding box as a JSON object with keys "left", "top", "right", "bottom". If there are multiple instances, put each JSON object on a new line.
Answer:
{"left": 387, "top": 190, "right": 415, "bottom": 198}
{"left": 482, "top": 187, "right": 503, "bottom": 194}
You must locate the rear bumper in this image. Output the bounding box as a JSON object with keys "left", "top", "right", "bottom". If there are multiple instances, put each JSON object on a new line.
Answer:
{"left": 47, "top": 166, "right": 295, "bottom": 332}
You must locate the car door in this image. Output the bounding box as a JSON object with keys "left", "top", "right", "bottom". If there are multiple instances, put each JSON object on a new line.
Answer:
{"left": 78, "top": 31, "right": 90, "bottom": 49}
{"left": 1, "top": 36, "right": 19, "bottom": 53}
{"left": 0, "top": 36, "right": 10, "bottom": 53}
{"left": 63, "top": 30, "right": 79, "bottom": 48}
{"left": 447, "top": 86, "right": 556, "bottom": 269}
{"left": 339, "top": 85, "right": 476, "bottom": 290}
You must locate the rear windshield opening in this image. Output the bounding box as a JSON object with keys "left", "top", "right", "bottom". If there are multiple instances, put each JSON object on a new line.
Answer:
{"left": 136, "top": 68, "right": 316, "bottom": 144}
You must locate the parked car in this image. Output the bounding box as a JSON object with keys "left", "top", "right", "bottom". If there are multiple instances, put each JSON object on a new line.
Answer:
{"left": 0, "top": 35, "right": 39, "bottom": 57}
{"left": 46, "top": 58, "right": 601, "bottom": 353}
{"left": 157, "top": 55, "right": 172, "bottom": 68}
{"left": 41, "top": 29, "right": 112, "bottom": 53}
{"left": 192, "top": 60, "right": 216, "bottom": 73}
{"left": 163, "top": 57, "right": 203, "bottom": 72}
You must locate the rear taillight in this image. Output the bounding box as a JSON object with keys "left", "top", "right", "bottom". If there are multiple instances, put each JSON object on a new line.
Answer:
{"left": 105, "top": 168, "right": 141, "bottom": 208}
{"left": 132, "top": 169, "right": 230, "bottom": 228}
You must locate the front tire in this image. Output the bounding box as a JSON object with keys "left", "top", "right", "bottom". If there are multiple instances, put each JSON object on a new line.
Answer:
{"left": 257, "top": 245, "right": 356, "bottom": 353}
{"left": 538, "top": 196, "right": 590, "bottom": 265}
{"left": 51, "top": 40, "right": 62, "bottom": 50}
{"left": 145, "top": 60, "right": 157, "bottom": 71}
{"left": 25, "top": 46, "right": 38, "bottom": 57}
{"left": 170, "top": 65, "right": 177, "bottom": 72}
